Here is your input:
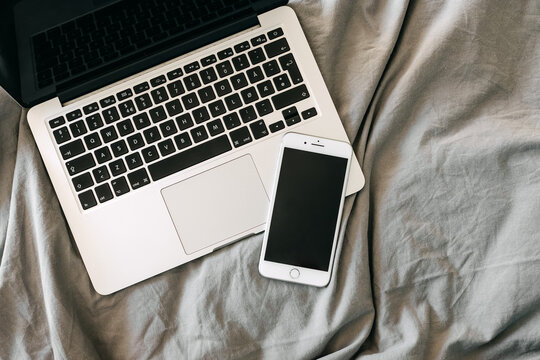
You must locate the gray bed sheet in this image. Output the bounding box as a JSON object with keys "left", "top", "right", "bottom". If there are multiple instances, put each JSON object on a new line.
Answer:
{"left": 1, "top": 0, "right": 540, "bottom": 358}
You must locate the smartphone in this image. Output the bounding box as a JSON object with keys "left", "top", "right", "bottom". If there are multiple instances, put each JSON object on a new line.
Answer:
{"left": 258, "top": 132, "right": 352, "bottom": 287}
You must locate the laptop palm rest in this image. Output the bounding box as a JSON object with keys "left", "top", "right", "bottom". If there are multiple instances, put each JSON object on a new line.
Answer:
{"left": 161, "top": 155, "right": 269, "bottom": 255}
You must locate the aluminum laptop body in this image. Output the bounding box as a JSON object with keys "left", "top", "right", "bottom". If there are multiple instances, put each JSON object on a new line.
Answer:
{"left": 6, "top": 0, "right": 365, "bottom": 294}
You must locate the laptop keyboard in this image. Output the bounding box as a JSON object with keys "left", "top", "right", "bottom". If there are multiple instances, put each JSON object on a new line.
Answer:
{"left": 48, "top": 28, "right": 318, "bottom": 210}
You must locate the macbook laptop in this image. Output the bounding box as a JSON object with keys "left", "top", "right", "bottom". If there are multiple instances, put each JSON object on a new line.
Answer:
{"left": 1, "top": 0, "right": 365, "bottom": 294}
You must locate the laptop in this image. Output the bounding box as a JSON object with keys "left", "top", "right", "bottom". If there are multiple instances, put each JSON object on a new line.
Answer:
{"left": 1, "top": 0, "right": 365, "bottom": 294}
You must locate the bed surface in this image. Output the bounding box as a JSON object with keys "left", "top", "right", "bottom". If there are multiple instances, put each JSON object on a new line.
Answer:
{"left": 1, "top": 0, "right": 539, "bottom": 358}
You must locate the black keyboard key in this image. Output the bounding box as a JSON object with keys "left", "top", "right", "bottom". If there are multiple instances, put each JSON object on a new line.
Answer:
{"left": 109, "top": 159, "right": 127, "bottom": 177}
{"left": 273, "top": 74, "right": 291, "bottom": 91}
{"left": 86, "top": 113, "right": 104, "bottom": 131}
{"left": 201, "top": 54, "right": 217, "bottom": 67}
{"left": 149, "top": 105, "right": 167, "bottom": 123}
{"left": 269, "top": 120, "right": 285, "bottom": 133}
{"left": 111, "top": 139, "right": 129, "bottom": 157}
{"left": 135, "top": 94, "right": 152, "bottom": 111}
{"left": 111, "top": 176, "right": 130, "bottom": 196}
{"left": 92, "top": 166, "right": 111, "bottom": 183}
{"left": 174, "top": 132, "right": 192, "bottom": 150}
{"left": 128, "top": 168, "right": 151, "bottom": 189}
{"left": 184, "top": 74, "right": 202, "bottom": 91}
{"left": 268, "top": 28, "right": 284, "bottom": 40}
{"left": 285, "top": 115, "right": 301, "bottom": 126}
{"left": 271, "top": 84, "right": 310, "bottom": 110}
{"left": 181, "top": 93, "right": 200, "bottom": 110}
{"left": 192, "top": 107, "right": 210, "bottom": 124}
{"left": 150, "top": 75, "right": 166, "bottom": 87}
{"left": 84, "top": 132, "right": 102, "bottom": 150}
{"left": 118, "top": 100, "right": 137, "bottom": 117}
{"left": 66, "top": 109, "right": 82, "bottom": 122}
{"left": 133, "top": 113, "right": 151, "bottom": 130}
{"left": 198, "top": 86, "right": 216, "bottom": 103}
{"left": 241, "top": 87, "right": 259, "bottom": 104}
{"left": 262, "top": 60, "right": 280, "bottom": 77}
{"left": 234, "top": 41, "right": 250, "bottom": 53}
{"left": 207, "top": 119, "right": 225, "bottom": 136}
{"left": 279, "top": 53, "right": 303, "bottom": 84}
{"left": 59, "top": 139, "right": 85, "bottom": 160}
{"left": 218, "top": 47, "right": 234, "bottom": 59}
{"left": 248, "top": 48, "right": 266, "bottom": 65}
{"left": 143, "top": 126, "right": 162, "bottom": 143}
{"left": 125, "top": 152, "right": 143, "bottom": 169}
{"left": 95, "top": 183, "right": 113, "bottom": 203}
{"left": 251, "top": 34, "right": 267, "bottom": 46}
{"left": 49, "top": 116, "right": 65, "bottom": 129}
{"left": 99, "top": 95, "right": 116, "bottom": 108}
{"left": 69, "top": 120, "right": 88, "bottom": 137}
{"left": 141, "top": 145, "right": 160, "bottom": 163}
{"left": 184, "top": 61, "right": 200, "bottom": 73}
{"left": 79, "top": 190, "right": 97, "bottom": 210}
{"left": 223, "top": 113, "right": 241, "bottom": 130}
{"left": 95, "top": 146, "right": 112, "bottom": 164}
{"left": 190, "top": 125, "right": 209, "bottom": 143}
{"left": 167, "top": 68, "right": 183, "bottom": 80}
{"left": 176, "top": 113, "right": 194, "bottom": 130}
{"left": 232, "top": 54, "right": 249, "bottom": 71}
{"left": 158, "top": 138, "right": 175, "bottom": 156}
{"left": 302, "top": 107, "right": 318, "bottom": 120}
{"left": 200, "top": 68, "right": 218, "bottom": 84}
{"left": 208, "top": 100, "right": 226, "bottom": 117}
{"left": 53, "top": 126, "right": 71, "bottom": 144}
{"left": 239, "top": 106, "right": 257, "bottom": 123}
{"left": 257, "top": 80, "right": 275, "bottom": 97}
{"left": 116, "top": 88, "right": 133, "bottom": 101}
{"left": 102, "top": 107, "right": 120, "bottom": 124}
{"left": 224, "top": 93, "right": 242, "bottom": 111}
{"left": 264, "top": 38, "right": 290, "bottom": 58}
{"left": 230, "top": 126, "right": 252, "bottom": 148}
{"left": 282, "top": 106, "right": 298, "bottom": 119}
{"left": 100, "top": 126, "right": 118, "bottom": 143}
{"left": 246, "top": 66, "right": 264, "bottom": 84}
{"left": 214, "top": 79, "right": 232, "bottom": 96}
{"left": 255, "top": 99, "right": 273, "bottom": 117}
{"left": 134, "top": 82, "right": 150, "bottom": 94}
{"left": 167, "top": 80, "right": 185, "bottom": 97}
{"left": 149, "top": 134, "right": 232, "bottom": 181}
{"left": 160, "top": 120, "right": 178, "bottom": 137}
{"left": 83, "top": 102, "right": 99, "bottom": 115}
{"left": 117, "top": 119, "right": 135, "bottom": 136}
{"left": 151, "top": 87, "right": 169, "bottom": 104}
{"left": 165, "top": 99, "right": 183, "bottom": 116}
{"left": 216, "top": 61, "right": 234, "bottom": 78}
{"left": 249, "top": 120, "right": 269, "bottom": 139}
{"left": 66, "top": 153, "right": 95, "bottom": 176}
{"left": 231, "top": 73, "right": 248, "bottom": 90}
{"left": 127, "top": 133, "right": 144, "bottom": 151}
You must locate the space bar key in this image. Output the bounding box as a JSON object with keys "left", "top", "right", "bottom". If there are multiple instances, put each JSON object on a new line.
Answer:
{"left": 148, "top": 135, "right": 232, "bottom": 181}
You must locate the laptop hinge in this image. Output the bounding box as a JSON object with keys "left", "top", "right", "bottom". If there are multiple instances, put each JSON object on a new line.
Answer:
{"left": 57, "top": 8, "right": 259, "bottom": 105}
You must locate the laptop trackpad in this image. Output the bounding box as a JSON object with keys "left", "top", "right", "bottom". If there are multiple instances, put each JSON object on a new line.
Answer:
{"left": 161, "top": 155, "right": 269, "bottom": 255}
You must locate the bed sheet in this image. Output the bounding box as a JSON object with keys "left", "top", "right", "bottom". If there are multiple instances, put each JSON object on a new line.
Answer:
{"left": 1, "top": 0, "right": 539, "bottom": 358}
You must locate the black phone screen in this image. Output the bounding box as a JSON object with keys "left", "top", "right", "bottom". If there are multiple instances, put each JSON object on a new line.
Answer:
{"left": 264, "top": 147, "right": 348, "bottom": 271}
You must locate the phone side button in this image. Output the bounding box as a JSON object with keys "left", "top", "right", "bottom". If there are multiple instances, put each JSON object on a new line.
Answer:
{"left": 289, "top": 268, "right": 300, "bottom": 279}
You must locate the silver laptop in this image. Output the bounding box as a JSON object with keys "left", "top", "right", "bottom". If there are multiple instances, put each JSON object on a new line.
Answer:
{"left": 4, "top": 0, "right": 364, "bottom": 294}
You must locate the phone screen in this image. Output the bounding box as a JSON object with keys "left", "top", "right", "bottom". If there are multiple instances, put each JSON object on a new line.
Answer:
{"left": 264, "top": 147, "right": 348, "bottom": 271}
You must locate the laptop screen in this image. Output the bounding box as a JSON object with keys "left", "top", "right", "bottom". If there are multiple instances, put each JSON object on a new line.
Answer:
{"left": 1, "top": 0, "right": 286, "bottom": 107}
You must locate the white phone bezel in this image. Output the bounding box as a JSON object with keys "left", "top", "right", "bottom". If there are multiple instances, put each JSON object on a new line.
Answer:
{"left": 258, "top": 132, "right": 352, "bottom": 287}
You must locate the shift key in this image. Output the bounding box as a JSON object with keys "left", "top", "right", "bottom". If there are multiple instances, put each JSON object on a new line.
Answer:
{"left": 271, "top": 84, "right": 310, "bottom": 110}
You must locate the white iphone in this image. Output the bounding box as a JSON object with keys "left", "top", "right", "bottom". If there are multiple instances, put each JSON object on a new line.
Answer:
{"left": 258, "top": 132, "right": 352, "bottom": 287}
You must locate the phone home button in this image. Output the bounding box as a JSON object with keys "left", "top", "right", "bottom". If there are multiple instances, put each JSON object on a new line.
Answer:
{"left": 289, "top": 268, "right": 300, "bottom": 279}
